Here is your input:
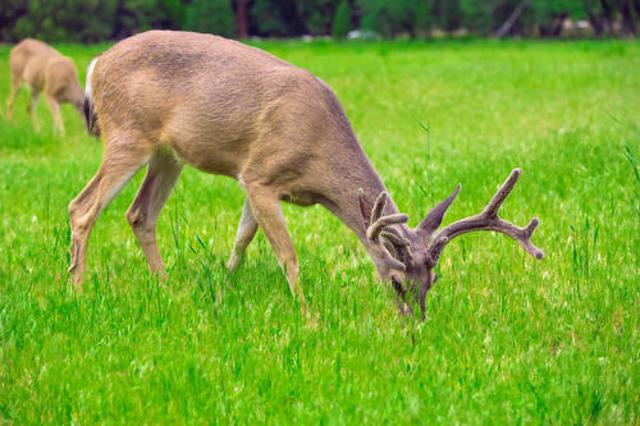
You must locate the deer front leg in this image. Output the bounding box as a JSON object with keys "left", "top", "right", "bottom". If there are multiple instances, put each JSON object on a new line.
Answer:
{"left": 45, "top": 95, "right": 63, "bottom": 134}
{"left": 227, "top": 198, "right": 258, "bottom": 271}
{"left": 27, "top": 90, "right": 41, "bottom": 130}
{"left": 245, "top": 184, "right": 306, "bottom": 305}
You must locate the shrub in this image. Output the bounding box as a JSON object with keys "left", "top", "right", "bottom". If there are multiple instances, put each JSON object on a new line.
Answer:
{"left": 332, "top": 0, "right": 352, "bottom": 39}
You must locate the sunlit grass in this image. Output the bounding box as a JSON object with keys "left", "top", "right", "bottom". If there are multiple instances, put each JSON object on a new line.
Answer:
{"left": 1, "top": 39, "right": 639, "bottom": 423}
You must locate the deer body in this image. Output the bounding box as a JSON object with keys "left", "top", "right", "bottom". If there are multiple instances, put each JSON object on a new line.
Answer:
{"left": 73, "top": 31, "right": 394, "bottom": 295}
{"left": 71, "top": 30, "right": 542, "bottom": 318}
{"left": 7, "top": 39, "right": 84, "bottom": 133}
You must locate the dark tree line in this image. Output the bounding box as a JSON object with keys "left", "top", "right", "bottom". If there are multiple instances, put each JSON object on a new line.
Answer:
{"left": 1, "top": 0, "right": 638, "bottom": 43}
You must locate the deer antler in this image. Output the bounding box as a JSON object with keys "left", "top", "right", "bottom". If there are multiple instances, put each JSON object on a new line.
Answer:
{"left": 426, "top": 169, "right": 544, "bottom": 266}
{"left": 358, "top": 189, "right": 409, "bottom": 271}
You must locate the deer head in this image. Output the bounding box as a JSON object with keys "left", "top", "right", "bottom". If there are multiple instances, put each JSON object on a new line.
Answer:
{"left": 359, "top": 169, "right": 544, "bottom": 319}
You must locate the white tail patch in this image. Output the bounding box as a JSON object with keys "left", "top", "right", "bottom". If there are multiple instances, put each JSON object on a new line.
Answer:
{"left": 85, "top": 57, "right": 99, "bottom": 99}
{"left": 84, "top": 57, "right": 100, "bottom": 136}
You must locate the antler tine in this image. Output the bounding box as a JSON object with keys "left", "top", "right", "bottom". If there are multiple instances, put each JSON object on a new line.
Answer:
{"left": 518, "top": 217, "right": 544, "bottom": 259}
{"left": 380, "top": 244, "right": 407, "bottom": 271}
{"left": 482, "top": 168, "right": 520, "bottom": 218}
{"left": 418, "top": 184, "right": 461, "bottom": 235}
{"left": 367, "top": 213, "right": 409, "bottom": 241}
{"left": 359, "top": 190, "right": 410, "bottom": 271}
{"left": 380, "top": 230, "right": 410, "bottom": 247}
{"left": 427, "top": 169, "right": 544, "bottom": 265}
{"left": 370, "top": 192, "right": 387, "bottom": 224}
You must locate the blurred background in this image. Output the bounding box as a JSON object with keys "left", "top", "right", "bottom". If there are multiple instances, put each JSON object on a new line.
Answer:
{"left": 1, "top": 0, "right": 638, "bottom": 43}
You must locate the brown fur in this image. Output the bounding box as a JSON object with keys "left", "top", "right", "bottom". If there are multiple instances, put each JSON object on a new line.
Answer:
{"left": 7, "top": 38, "right": 84, "bottom": 134}
{"left": 70, "top": 31, "right": 542, "bottom": 318}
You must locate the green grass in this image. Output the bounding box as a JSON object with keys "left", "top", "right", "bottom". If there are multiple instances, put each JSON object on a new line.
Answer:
{"left": 1, "top": 39, "right": 639, "bottom": 424}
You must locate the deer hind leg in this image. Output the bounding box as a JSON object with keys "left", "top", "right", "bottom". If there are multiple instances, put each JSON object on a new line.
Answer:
{"left": 45, "top": 94, "right": 63, "bottom": 134}
{"left": 6, "top": 75, "right": 20, "bottom": 120}
{"left": 227, "top": 198, "right": 258, "bottom": 271}
{"left": 68, "top": 136, "right": 152, "bottom": 285}
{"left": 245, "top": 183, "right": 306, "bottom": 305}
{"left": 23, "top": 89, "right": 41, "bottom": 130}
{"left": 126, "top": 150, "right": 183, "bottom": 277}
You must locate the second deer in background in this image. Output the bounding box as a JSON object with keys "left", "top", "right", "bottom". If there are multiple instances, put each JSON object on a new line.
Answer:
{"left": 7, "top": 38, "right": 85, "bottom": 134}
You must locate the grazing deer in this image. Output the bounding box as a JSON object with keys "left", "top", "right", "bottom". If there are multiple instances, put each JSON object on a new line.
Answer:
{"left": 70, "top": 30, "right": 543, "bottom": 318}
{"left": 7, "top": 38, "right": 84, "bottom": 134}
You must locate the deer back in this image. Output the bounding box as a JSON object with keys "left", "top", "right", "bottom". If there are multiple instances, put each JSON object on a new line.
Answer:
{"left": 91, "top": 31, "right": 372, "bottom": 198}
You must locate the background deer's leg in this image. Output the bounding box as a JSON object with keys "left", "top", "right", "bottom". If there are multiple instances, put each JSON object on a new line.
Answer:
{"left": 6, "top": 75, "right": 20, "bottom": 120}
{"left": 27, "top": 90, "right": 40, "bottom": 130}
{"left": 126, "top": 150, "right": 183, "bottom": 276}
{"left": 68, "top": 135, "right": 152, "bottom": 285}
{"left": 245, "top": 184, "right": 306, "bottom": 304}
{"left": 227, "top": 198, "right": 258, "bottom": 271}
{"left": 44, "top": 94, "right": 63, "bottom": 134}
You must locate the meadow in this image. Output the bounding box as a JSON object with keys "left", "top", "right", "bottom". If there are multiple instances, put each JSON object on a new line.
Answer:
{"left": 0, "top": 39, "right": 639, "bottom": 423}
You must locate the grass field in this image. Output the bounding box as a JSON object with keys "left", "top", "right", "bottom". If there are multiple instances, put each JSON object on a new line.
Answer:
{"left": 1, "top": 39, "right": 639, "bottom": 423}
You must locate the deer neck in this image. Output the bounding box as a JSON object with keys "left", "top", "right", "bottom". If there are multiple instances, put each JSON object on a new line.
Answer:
{"left": 320, "top": 137, "right": 405, "bottom": 269}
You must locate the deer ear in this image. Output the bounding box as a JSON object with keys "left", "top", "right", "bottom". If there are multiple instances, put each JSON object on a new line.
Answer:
{"left": 358, "top": 188, "right": 372, "bottom": 227}
{"left": 418, "top": 184, "right": 461, "bottom": 235}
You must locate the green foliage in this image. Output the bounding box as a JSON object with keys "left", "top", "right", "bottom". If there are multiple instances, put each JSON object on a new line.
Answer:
{"left": 357, "top": 0, "right": 434, "bottom": 38}
{"left": 332, "top": 0, "right": 352, "bottom": 39}
{"left": 459, "top": 0, "right": 496, "bottom": 35}
{"left": 251, "top": 0, "right": 305, "bottom": 37}
{"left": 183, "top": 0, "right": 235, "bottom": 37}
{"left": 533, "top": 0, "right": 587, "bottom": 21}
{"left": 110, "top": 0, "right": 186, "bottom": 38}
{"left": 0, "top": 0, "right": 638, "bottom": 41}
{"left": 11, "top": 0, "right": 118, "bottom": 43}
{"left": 0, "top": 0, "right": 28, "bottom": 42}
{"left": 1, "top": 0, "right": 190, "bottom": 42}
{"left": 298, "top": 0, "right": 342, "bottom": 35}
{"left": 532, "top": 0, "right": 587, "bottom": 35}
{"left": 415, "top": 0, "right": 435, "bottom": 36}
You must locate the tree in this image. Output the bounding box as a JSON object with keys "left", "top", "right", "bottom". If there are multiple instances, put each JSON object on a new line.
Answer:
{"left": 357, "top": 0, "right": 434, "bottom": 38}
{"left": 332, "top": 1, "right": 352, "bottom": 38}
{"left": 495, "top": 0, "right": 531, "bottom": 37}
{"left": 619, "top": 0, "right": 638, "bottom": 35}
{"left": 10, "top": 0, "right": 118, "bottom": 43}
{"left": 251, "top": 0, "right": 305, "bottom": 37}
{"left": 460, "top": 0, "right": 496, "bottom": 35}
{"left": 299, "top": 0, "right": 343, "bottom": 35}
{"left": 183, "top": 0, "right": 235, "bottom": 38}
{"left": 532, "top": 0, "right": 584, "bottom": 36}
{"left": 434, "top": 0, "right": 463, "bottom": 33}
{"left": 235, "top": 0, "right": 249, "bottom": 38}
{"left": 0, "top": 0, "right": 29, "bottom": 42}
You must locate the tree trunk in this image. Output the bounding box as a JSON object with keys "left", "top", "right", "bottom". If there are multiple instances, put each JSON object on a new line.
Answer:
{"left": 552, "top": 13, "right": 568, "bottom": 36}
{"left": 620, "top": 0, "right": 637, "bottom": 35}
{"left": 586, "top": 10, "right": 604, "bottom": 36}
{"left": 601, "top": 0, "right": 614, "bottom": 35}
{"left": 495, "top": 0, "right": 532, "bottom": 38}
{"left": 235, "top": 0, "right": 249, "bottom": 39}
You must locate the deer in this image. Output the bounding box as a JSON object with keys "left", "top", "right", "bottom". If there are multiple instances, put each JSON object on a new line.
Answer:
{"left": 6, "top": 38, "right": 84, "bottom": 134}
{"left": 70, "top": 30, "right": 543, "bottom": 318}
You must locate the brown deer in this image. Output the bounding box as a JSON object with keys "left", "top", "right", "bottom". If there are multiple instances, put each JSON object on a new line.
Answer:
{"left": 70, "top": 30, "right": 543, "bottom": 318}
{"left": 7, "top": 38, "right": 84, "bottom": 134}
